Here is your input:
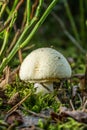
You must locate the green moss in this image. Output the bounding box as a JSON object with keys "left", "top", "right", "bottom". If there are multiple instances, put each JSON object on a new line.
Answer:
{"left": 38, "top": 118, "right": 87, "bottom": 130}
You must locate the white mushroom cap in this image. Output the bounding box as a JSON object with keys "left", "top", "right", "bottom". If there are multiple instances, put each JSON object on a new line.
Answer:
{"left": 19, "top": 47, "right": 72, "bottom": 83}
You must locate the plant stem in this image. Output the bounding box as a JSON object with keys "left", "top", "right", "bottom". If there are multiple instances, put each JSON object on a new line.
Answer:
{"left": 0, "top": 0, "right": 59, "bottom": 73}
{"left": 0, "top": 28, "right": 9, "bottom": 57}
{"left": 26, "top": 0, "right": 31, "bottom": 25}
{"left": 0, "top": 11, "right": 17, "bottom": 57}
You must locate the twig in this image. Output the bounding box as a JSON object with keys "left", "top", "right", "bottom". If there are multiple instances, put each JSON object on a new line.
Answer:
{"left": 0, "top": 18, "right": 10, "bottom": 32}
{"left": 21, "top": 106, "right": 49, "bottom": 119}
{"left": 71, "top": 74, "right": 85, "bottom": 79}
{"left": 31, "top": 0, "right": 39, "bottom": 19}
{"left": 9, "top": 66, "right": 20, "bottom": 77}
{"left": 7, "top": 29, "right": 21, "bottom": 53}
{"left": 23, "top": 44, "right": 35, "bottom": 51}
{"left": 7, "top": 92, "right": 31, "bottom": 114}
{"left": 82, "top": 100, "right": 87, "bottom": 111}
{"left": 18, "top": 49, "right": 23, "bottom": 64}
{"left": 0, "top": 120, "right": 8, "bottom": 127}
{"left": 15, "top": 0, "right": 24, "bottom": 11}
{"left": 7, "top": 123, "right": 16, "bottom": 130}
{"left": 77, "top": 93, "right": 83, "bottom": 108}
{"left": 21, "top": 6, "right": 27, "bottom": 28}
{"left": 70, "top": 99, "right": 75, "bottom": 111}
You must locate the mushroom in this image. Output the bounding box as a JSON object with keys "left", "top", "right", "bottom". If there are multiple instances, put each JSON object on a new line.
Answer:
{"left": 19, "top": 48, "right": 72, "bottom": 94}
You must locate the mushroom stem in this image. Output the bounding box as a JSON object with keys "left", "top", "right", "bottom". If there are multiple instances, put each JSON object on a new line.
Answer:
{"left": 34, "top": 82, "right": 53, "bottom": 94}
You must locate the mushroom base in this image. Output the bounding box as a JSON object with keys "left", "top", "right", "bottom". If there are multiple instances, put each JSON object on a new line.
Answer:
{"left": 34, "top": 82, "right": 53, "bottom": 94}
